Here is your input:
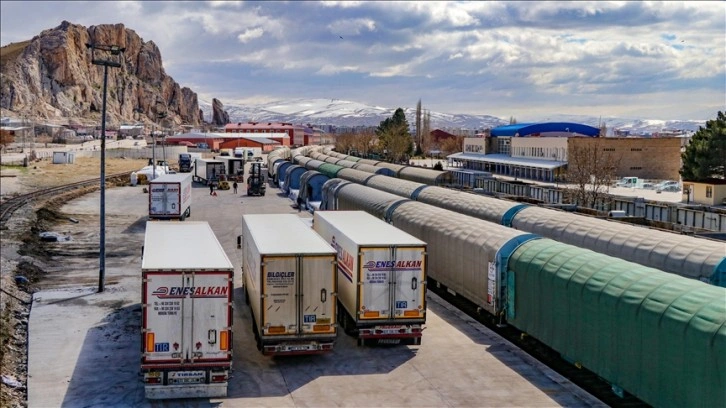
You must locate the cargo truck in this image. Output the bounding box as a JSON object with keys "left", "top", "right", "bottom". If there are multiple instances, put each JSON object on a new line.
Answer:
{"left": 214, "top": 156, "right": 245, "bottom": 182}
{"left": 313, "top": 211, "right": 427, "bottom": 346}
{"left": 178, "top": 153, "right": 193, "bottom": 173}
{"left": 240, "top": 214, "right": 337, "bottom": 355}
{"left": 141, "top": 221, "right": 234, "bottom": 399}
{"left": 235, "top": 147, "right": 262, "bottom": 161}
{"left": 193, "top": 158, "right": 226, "bottom": 186}
{"left": 148, "top": 173, "right": 192, "bottom": 221}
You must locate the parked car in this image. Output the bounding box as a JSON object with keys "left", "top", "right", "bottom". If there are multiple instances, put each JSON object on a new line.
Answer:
{"left": 655, "top": 180, "right": 681, "bottom": 192}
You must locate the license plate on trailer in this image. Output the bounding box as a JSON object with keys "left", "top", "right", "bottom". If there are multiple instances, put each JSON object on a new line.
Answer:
{"left": 377, "top": 339, "right": 401, "bottom": 345}
{"left": 286, "top": 344, "right": 312, "bottom": 352}
{"left": 169, "top": 370, "right": 205, "bottom": 383}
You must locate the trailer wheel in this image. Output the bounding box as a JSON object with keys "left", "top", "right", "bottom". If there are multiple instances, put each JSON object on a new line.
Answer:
{"left": 357, "top": 338, "right": 365, "bottom": 347}
{"left": 244, "top": 287, "right": 250, "bottom": 306}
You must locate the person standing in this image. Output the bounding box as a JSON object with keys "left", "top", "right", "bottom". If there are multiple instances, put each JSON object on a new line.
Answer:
{"left": 233, "top": 181, "right": 238, "bottom": 194}
{"left": 209, "top": 183, "right": 214, "bottom": 196}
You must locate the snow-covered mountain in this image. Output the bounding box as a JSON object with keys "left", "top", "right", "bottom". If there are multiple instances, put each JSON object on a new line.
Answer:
{"left": 199, "top": 98, "right": 707, "bottom": 135}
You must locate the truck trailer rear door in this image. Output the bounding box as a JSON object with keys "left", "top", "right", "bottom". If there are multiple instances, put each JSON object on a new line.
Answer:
{"left": 299, "top": 255, "right": 336, "bottom": 334}
{"left": 149, "top": 182, "right": 180, "bottom": 216}
{"left": 143, "top": 272, "right": 232, "bottom": 364}
{"left": 261, "top": 256, "right": 298, "bottom": 335}
{"left": 392, "top": 247, "right": 426, "bottom": 319}
{"left": 359, "top": 248, "right": 394, "bottom": 320}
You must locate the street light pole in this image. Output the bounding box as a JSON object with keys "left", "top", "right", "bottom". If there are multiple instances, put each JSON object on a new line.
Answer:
{"left": 87, "top": 41, "right": 124, "bottom": 293}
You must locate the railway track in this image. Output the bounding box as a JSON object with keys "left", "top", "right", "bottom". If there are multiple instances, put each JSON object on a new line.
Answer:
{"left": 0, "top": 171, "right": 131, "bottom": 228}
{"left": 428, "top": 277, "right": 650, "bottom": 408}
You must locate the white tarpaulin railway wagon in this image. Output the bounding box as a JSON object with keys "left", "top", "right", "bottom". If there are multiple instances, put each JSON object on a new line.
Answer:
{"left": 141, "top": 222, "right": 234, "bottom": 399}
{"left": 313, "top": 211, "right": 428, "bottom": 346}
{"left": 240, "top": 214, "right": 337, "bottom": 355}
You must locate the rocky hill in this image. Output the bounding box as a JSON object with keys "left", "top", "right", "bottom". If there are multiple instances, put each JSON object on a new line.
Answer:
{"left": 0, "top": 21, "right": 201, "bottom": 127}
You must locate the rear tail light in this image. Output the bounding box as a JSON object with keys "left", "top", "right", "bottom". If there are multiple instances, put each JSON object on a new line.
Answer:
{"left": 145, "top": 377, "right": 161, "bottom": 384}
{"left": 211, "top": 375, "right": 227, "bottom": 383}
{"left": 145, "top": 333, "right": 155, "bottom": 353}
{"left": 220, "top": 330, "right": 229, "bottom": 351}
{"left": 363, "top": 311, "right": 380, "bottom": 318}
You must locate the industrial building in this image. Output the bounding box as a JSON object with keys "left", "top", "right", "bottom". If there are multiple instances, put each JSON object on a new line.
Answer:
{"left": 165, "top": 132, "right": 288, "bottom": 151}
{"left": 448, "top": 122, "right": 683, "bottom": 183}
{"left": 224, "top": 122, "right": 325, "bottom": 146}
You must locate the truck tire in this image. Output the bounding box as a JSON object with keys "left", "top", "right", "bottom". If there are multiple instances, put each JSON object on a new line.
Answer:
{"left": 357, "top": 338, "right": 365, "bottom": 347}
{"left": 244, "top": 287, "right": 250, "bottom": 306}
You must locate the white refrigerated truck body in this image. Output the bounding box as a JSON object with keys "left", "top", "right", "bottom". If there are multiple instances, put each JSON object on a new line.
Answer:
{"left": 313, "top": 211, "right": 427, "bottom": 345}
{"left": 148, "top": 173, "right": 192, "bottom": 220}
{"left": 241, "top": 214, "right": 337, "bottom": 355}
{"left": 141, "top": 222, "right": 234, "bottom": 399}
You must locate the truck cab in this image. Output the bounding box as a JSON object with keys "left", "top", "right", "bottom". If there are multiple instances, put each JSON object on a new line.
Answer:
{"left": 615, "top": 176, "right": 639, "bottom": 188}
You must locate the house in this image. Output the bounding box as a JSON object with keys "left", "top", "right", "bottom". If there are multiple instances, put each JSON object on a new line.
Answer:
{"left": 681, "top": 179, "right": 726, "bottom": 206}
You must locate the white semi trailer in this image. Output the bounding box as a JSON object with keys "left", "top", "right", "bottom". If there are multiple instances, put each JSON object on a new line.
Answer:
{"left": 148, "top": 173, "right": 192, "bottom": 221}
{"left": 193, "top": 158, "right": 226, "bottom": 185}
{"left": 313, "top": 211, "right": 427, "bottom": 346}
{"left": 141, "top": 222, "right": 234, "bottom": 399}
{"left": 240, "top": 214, "right": 337, "bottom": 355}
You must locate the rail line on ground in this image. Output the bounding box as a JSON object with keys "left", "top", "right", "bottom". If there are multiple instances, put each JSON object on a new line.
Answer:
{"left": 0, "top": 172, "right": 131, "bottom": 228}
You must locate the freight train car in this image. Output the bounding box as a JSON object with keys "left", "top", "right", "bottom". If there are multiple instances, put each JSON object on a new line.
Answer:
{"left": 301, "top": 155, "right": 726, "bottom": 286}
{"left": 297, "top": 170, "right": 329, "bottom": 213}
{"left": 320, "top": 179, "right": 726, "bottom": 408}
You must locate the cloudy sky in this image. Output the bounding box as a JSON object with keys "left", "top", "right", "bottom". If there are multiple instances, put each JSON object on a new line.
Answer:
{"left": 1, "top": 1, "right": 724, "bottom": 120}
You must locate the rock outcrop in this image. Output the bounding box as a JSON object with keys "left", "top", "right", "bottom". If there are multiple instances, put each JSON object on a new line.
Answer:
{"left": 212, "top": 98, "right": 230, "bottom": 126}
{"left": 0, "top": 21, "right": 201, "bottom": 126}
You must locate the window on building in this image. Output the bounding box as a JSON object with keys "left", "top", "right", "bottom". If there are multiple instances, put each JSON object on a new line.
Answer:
{"left": 630, "top": 166, "right": 642, "bottom": 170}
{"left": 706, "top": 186, "right": 713, "bottom": 198}
{"left": 630, "top": 148, "right": 643, "bottom": 151}
{"left": 603, "top": 148, "right": 615, "bottom": 152}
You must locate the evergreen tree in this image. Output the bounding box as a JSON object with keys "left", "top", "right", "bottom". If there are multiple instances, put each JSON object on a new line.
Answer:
{"left": 376, "top": 108, "right": 412, "bottom": 162}
{"left": 681, "top": 111, "right": 726, "bottom": 181}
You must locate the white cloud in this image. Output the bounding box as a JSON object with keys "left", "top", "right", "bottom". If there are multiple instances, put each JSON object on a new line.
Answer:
{"left": 328, "top": 18, "right": 376, "bottom": 36}
{"left": 0, "top": 1, "right": 724, "bottom": 120}
{"left": 238, "top": 27, "right": 264, "bottom": 43}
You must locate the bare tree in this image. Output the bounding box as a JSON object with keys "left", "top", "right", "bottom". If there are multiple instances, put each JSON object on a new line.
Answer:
{"left": 439, "top": 135, "right": 463, "bottom": 155}
{"left": 351, "top": 130, "right": 377, "bottom": 157}
{"left": 564, "top": 138, "right": 622, "bottom": 208}
{"left": 334, "top": 132, "right": 357, "bottom": 154}
{"left": 415, "top": 99, "right": 422, "bottom": 152}
{"left": 420, "top": 110, "right": 432, "bottom": 155}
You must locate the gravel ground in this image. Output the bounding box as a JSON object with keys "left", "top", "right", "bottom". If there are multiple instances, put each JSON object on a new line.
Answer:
{"left": 0, "top": 155, "right": 148, "bottom": 408}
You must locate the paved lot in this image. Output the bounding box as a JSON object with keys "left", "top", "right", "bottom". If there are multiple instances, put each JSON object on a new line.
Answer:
{"left": 27, "top": 175, "right": 604, "bottom": 407}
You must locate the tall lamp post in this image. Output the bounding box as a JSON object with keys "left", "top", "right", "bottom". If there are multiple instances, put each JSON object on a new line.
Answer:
{"left": 86, "top": 41, "right": 124, "bottom": 293}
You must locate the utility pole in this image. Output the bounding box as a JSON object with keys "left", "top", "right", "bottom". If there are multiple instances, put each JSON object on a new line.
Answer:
{"left": 86, "top": 40, "right": 124, "bottom": 293}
